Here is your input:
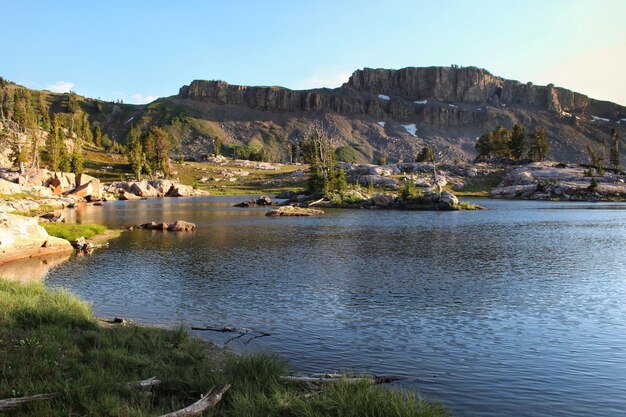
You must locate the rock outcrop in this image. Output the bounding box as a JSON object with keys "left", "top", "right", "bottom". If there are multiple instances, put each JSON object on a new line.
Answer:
{"left": 105, "top": 179, "right": 204, "bottom": 199}
{"left": 0, "top": 213, "right": 73, "bottom": 264}
{"left": 491, "top": 162, "right": 626, "bottom": 200}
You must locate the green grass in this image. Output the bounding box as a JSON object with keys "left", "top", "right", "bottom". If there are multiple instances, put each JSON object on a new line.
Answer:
{"left": 0, "top": 280, "right": 448, "bottom": 417}
{"left": 42, "top": 223, "right": 107, "bottom": 242}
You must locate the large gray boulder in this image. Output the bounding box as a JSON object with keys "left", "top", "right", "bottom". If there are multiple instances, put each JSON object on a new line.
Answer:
{"left": 0, "top": 213, "right": 73, "bottom": 264}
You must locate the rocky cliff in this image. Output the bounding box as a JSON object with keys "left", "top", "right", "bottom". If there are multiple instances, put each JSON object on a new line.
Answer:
{"left": 169, "top": 66, "right": 625, "bottom": 163}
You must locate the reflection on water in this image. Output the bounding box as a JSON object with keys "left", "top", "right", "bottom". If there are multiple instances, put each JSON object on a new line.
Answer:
{"left": 0, "top": 252, "right": 72, "bottom": 282}
{"left": 45, "top": 197, "right": 626, "bottom": 417}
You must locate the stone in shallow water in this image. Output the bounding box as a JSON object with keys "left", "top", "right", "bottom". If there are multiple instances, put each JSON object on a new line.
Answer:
{"left": 265, "top": 206, "right": 324, "bottom": 217}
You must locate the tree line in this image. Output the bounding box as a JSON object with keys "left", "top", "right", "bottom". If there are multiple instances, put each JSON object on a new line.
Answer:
{"left": 125, "top": 125, "right": 172, "bottom": 180}
{"left": 475, "top": 123, "right": 550, "bottom": 162}
{"left": 0, "top": 86, "right": 128, "bottom": 175}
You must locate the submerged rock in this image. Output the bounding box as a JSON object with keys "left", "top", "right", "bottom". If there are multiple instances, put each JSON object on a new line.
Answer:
{"left": 235, "top": 195, "right": 272, "bottom": 207}
{"left": 131, "top": 220, "right": 196, "bottom": 231}
{"left": 265, "top": 206, "right": 325, "bottom": 217}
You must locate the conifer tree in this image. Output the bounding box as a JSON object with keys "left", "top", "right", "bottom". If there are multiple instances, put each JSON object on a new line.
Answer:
{"left": 510, "top": 123, "right": 526, "bottom": 160}
{"left": 609, "top": 128, "right": 621, "bottom": 169}
{"left": 44, "top": 114, "right": 62, "bottom": 170}
{"left": 126, "top": 125, "right": 144, "bottom": 180}
{"left": 93, "top": 125, "right": 102, "bottom": 148}
{"left": 528, "top": 127, "right": 550, "bottom": 162}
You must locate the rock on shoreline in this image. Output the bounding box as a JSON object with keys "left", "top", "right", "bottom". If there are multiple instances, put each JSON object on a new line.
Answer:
{"left": 0, "top": 213, "right": 73, "bottom": 264}
{"left": 491, "top": 162, "right": 626, "bottom": 201}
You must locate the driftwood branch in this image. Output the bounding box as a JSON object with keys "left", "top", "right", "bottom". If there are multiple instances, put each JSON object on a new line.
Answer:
{"left": 0, "top": 377, "right": 161, "bottom": 411}
{"left": 282, "top": 374, "right": 406, "bottom": 385}
{"left": 191, "top": 326, "right": 270, "bottom": 345}
{"left": 157, "top": 384, "right": 231, "bottom": 417}
{"left": 307, "top": 198, "right": 325, "bottom": 207}
{"left": 0, "top": 393, "right": 59, "bottom": 411}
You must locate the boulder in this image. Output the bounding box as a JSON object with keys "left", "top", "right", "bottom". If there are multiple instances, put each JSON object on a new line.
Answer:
{"left": 167, "top": 220, "right": 196, "bottom": 231}
{"left": 436, "top": 191, "right": 460, "bottom": 210}
{"left": 235, "top": 196, "right": 272, "bottom": 207}
{"left": 76, "top": 173, "right": 97, "bottom": 188}
{"left": 28, "top": 185, "right": 54, "bottom": 198}
{"left": 70, "top": 179, "right": 102, "bottom": 201}
{"left": 53, "top": 172, "right": 76, "bottom": 193}
{"left": 148, "top": 180, "right": 175, "bottom": 196}
{"left": 0, "top": 178, "right": 22, "bottom": 195}
{"left": 372, "top": 193, "right": 395, "bottom": 208}
{"left": 130, "top": 181, "right": 159, "bottom": 197}
{"left": 119, "top": 191, "right": 142, "bottom": 200}
{"left": 265, "top": 206, "right": 325, "bottom": 217}
{"left": 0, "top": 212, "right": 72, "bottom": 264}
{"left": 167, "top": 183, "right": 194, "bottom": 197}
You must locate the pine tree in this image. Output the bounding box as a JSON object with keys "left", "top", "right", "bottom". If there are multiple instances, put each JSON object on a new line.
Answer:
{"left": 415, "top": 146, "right": 434, "bottom": 162}
{"left": 93, "top": 125, "right": 102, "bottom": 148}
{"left": 152, "top": 126, "right": 171, "bottom": 177}
{"left": 126, "top": 125, "right": 144, "bottom": 180}
{"left": 58, "top": 130, "right": 71, "bottom": 172}
{"left": 70, "top": 125, "right": 84, "bottom": 174}
{"left": 44, "top": 114, "right": 62, "bottom": 170}
{"left": 213, "top": 137, "right": 222, "bottom": 156}
{"left": 609, "top": 128, "right": 621, "bottom": 169}
{"left": 510, "top": 123, "right": 526, "bottom": 160}
{"left": 528, "top": 127, "right": 550, "bottom": 162}
{"left": 81, "top": 113, "right": 92, "bottom": 144}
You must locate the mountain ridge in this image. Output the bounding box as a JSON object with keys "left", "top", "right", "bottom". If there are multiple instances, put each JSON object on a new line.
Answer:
{"left": 2, "top": 66, "right": 625, "bottom": 165}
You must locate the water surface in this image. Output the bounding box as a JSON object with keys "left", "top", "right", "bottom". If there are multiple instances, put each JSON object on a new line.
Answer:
{"left": 44, "top": 197, "right": 626, "bottom": 417}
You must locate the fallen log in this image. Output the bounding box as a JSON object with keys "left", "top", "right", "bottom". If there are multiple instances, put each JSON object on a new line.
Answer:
{"left": 281, "top": 374, "right": 407, "bottom": 385}
{"left": 126, "top": 376, "right": 161, "bottom": 390}
{"left": 0, "top": 377, "right": 161, "bottom": 411}
{"left": 0, "top": 393, "right": 58, "bottom": 411}
{"left": 157, "top": 384, "right": 231, "bottom": 417}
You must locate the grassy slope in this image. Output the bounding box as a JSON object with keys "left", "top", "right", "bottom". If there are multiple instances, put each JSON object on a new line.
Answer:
{"left": 83, "top": 147, "right": 309, "bottom": 195}
{"left": 42, "top": 223, "right": 107, "bottom": 242}
{"left": 0, "top": 280, "right": 447, "bottom": 417}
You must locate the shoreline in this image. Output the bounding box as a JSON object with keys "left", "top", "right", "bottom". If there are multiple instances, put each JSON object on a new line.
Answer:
{"left": 0, "top": 279, "right": 447, "bottom": 416}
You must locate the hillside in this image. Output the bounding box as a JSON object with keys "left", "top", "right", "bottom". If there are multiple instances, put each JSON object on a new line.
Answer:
{"left": 1, "top": 66, "right": 625, "bottom": 166}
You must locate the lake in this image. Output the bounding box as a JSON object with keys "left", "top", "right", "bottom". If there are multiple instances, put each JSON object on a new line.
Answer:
{"left": 40, "top": 197, "right": 626, "bottom": 417}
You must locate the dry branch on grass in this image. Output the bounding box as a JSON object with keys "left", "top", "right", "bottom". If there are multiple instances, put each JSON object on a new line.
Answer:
{"left": 157, "top": 385, "right": 230, "bottom": 417}
{"left": 0, "top": 393, "right": 59, "bottom": 411}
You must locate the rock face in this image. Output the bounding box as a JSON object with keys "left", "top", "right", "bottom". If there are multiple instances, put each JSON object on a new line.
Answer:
{"left": 179, "top": 67, "right": 624, "bottom": 123}
{"left": 0, "top": 213, "right": 73, "bottom": 264}
{"left": 171, "top": 66, "right": 626, "bottom": 164}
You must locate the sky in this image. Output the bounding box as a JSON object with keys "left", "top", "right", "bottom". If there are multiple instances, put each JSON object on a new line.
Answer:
{"left": 1, "top": 0, "right": 625, "bottom": 105}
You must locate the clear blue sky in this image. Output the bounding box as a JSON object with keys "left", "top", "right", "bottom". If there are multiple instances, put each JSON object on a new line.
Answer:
{"left": 2, "top": 0, "right": 625, "bottom": 105}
